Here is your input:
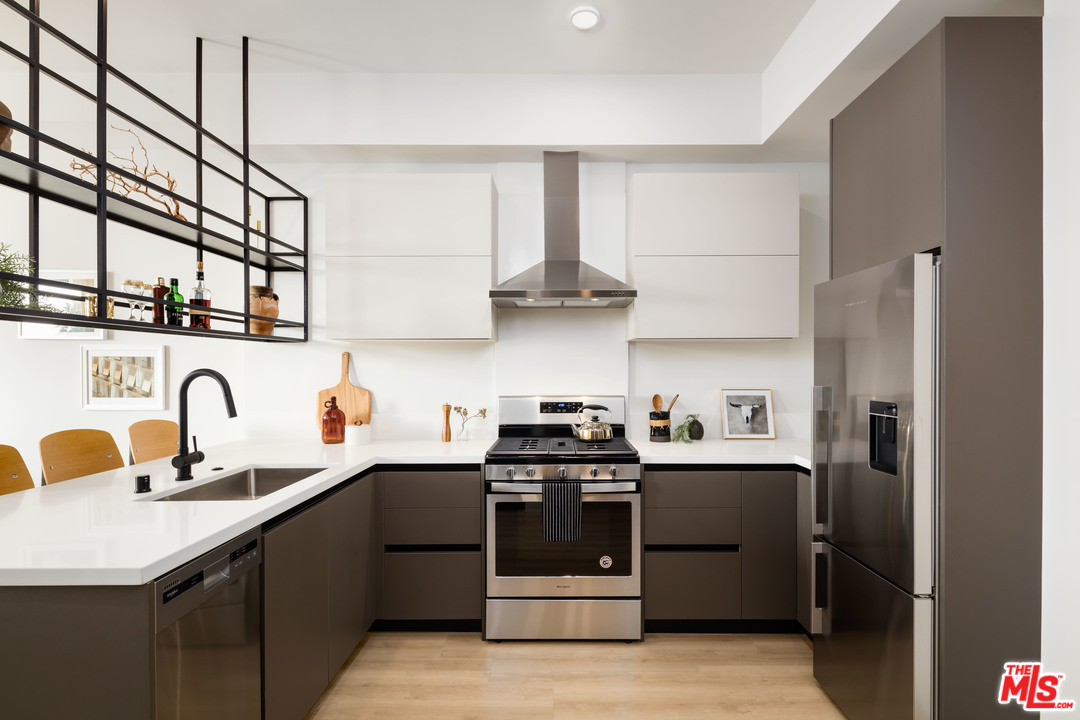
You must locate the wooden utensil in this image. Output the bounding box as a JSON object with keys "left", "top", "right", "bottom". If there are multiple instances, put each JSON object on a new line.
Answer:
{"left": 316, "top": 352, "right": 372, "bottom": 429}
{"left": 667, "top": 394, "right": 680, "bottom": 413}
{"left": 652, "top": 394, "right": 663, "bottom": 412}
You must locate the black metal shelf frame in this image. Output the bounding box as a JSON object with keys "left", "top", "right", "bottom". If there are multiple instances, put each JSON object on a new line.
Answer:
{"left": 0, "top": 0, "right": 309, "bottom": 342}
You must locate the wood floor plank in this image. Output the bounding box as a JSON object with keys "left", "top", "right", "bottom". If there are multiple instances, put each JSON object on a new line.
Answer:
{"left": 304, "top": 633, "right": 846, "bottom": 720}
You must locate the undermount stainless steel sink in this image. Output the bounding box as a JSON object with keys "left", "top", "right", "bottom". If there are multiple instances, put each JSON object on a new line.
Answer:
{"left": 153, "top": 466, "right": 326, "bottom": 502}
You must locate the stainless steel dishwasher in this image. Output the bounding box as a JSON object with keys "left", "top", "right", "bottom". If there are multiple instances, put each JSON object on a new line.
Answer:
{"left": 154, "top": 527, "right": 262, "bottom": 720}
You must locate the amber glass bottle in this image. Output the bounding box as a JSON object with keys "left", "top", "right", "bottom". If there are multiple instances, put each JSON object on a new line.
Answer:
{"left": 321, "top": 396, "right": 345, "bottom": 444}
{"left": 152, "top": 277, "right": 167, "bottom": 324}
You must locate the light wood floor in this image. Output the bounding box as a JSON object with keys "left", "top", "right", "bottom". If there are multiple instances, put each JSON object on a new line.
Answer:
{"left": 305, "top": 632, "right": 847, "bottom": 719}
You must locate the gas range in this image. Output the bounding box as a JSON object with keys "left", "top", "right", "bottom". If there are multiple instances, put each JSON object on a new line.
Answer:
{"left": 483, "top": 396, "right": 640, "bottom": 482}
{"left": 483, "top": 395, "right": 643, "bottom": 641}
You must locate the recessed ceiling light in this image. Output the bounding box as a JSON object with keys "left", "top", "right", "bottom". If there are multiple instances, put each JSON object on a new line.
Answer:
{"left": 570, "top": 6, "right": 601, "bottom": 31}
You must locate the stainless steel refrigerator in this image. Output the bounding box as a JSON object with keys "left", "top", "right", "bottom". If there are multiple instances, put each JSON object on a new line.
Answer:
{"left": 812, "top": 253, "right": 938, "bottom": 720}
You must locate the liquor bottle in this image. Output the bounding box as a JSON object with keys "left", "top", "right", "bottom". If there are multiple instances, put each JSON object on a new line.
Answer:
{"left": 152, "top": 277, "right": 167, "bottom": 324}
{"left": 321, "top": 396, "right": 345, "bottom": 444}
{"left": 189, "top": 261, "right": 211, "bottom": 329}
{"left": 165, "top": 277, "right": 184, "bottom": 326}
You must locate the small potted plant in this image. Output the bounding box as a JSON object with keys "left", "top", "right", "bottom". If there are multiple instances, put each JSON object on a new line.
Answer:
{"left": 672, "top": 414, "right": 705, "bottom": 443}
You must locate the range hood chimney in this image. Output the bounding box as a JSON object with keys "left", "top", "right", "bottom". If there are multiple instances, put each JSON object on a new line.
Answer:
{"left": 490, "top": 151, "right": 636, "bottom": 308}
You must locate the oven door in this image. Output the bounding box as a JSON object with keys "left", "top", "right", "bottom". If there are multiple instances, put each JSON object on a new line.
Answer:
{"left": 486, "top": 484, "right": 641, "bottom": 598}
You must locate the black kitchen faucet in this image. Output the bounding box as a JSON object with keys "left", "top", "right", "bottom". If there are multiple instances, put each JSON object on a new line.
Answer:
{"left": 172, "top": 368, "right": 237, "bottom": 481}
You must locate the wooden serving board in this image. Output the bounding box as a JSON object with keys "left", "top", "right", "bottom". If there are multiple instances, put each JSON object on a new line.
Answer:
{"left": 316, "top": 352, "right": 372, "bottom": 428}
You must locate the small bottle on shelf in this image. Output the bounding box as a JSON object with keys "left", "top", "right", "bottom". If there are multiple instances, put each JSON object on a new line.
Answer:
{"left": 189, "top": 261, "right": 211, "bottom": 329}
{"left": 165, "top": 277, "right": 184, "bottom": 326}
{"left": 152, "top": 277, "right": 167, "bottom": 324}
{"left": 322, "top": 396, "right": 346, "bottom": 444}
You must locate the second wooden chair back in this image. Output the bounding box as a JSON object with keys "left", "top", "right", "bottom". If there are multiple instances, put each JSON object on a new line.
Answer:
{"left": 128, "top": 419, "right": 179, "bottom": 464}
{"left": 39, "top": 429, "right": 124, "bottom": 485}
{"left": 0, "top": 445, "right": 34, "bottom": 496}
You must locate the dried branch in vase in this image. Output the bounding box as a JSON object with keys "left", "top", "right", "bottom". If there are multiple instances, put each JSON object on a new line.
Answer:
{"left": 70, "top": 126, "right": 187, "bottom": 221}
{"left": 452, "top": 406, "right": 487, "bottom": 438}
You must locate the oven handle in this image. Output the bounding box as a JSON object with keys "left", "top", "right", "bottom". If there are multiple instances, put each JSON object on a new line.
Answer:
{"left": 488, "top": 481, "right": 638, "bottom": 494}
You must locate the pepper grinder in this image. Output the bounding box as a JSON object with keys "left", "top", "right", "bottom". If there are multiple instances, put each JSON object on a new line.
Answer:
{"left": 441, "top": 403, "right": 451, "bottom": 442}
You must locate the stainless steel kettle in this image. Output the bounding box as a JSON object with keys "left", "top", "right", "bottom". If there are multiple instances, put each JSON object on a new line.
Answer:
{"left": 571, "top": 404, "right": 614, "bottom": 441}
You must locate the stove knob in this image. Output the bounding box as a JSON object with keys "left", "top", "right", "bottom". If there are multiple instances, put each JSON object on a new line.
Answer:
{"left": 557, "top": 467, "right": 568, "bottom": 480}
{"left": 609, "top": 466, "right": 619, "bottom": 478}
{"left": 525, "top": 467, "right": 536, "bottom": 478}
{"left": 589, "top": 466, "right": 600, "bottom": 478}
{"left": 505, "top": 467, "right": 516, "bottom": 480}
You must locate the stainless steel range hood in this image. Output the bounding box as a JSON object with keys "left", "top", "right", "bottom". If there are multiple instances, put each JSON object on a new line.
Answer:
{"left": 490, "top": 151, "right": 636, "bottom": 308}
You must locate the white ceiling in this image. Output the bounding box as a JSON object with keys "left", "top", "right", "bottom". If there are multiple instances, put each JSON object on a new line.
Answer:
{"left": 35, "top": 0, "right": 817, "bottom": 75}
{"left": 11, "top": 0, "right": 1044, "bottom": 161}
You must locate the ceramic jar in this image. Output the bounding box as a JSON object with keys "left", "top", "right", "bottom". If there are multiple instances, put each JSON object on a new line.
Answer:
{"left": 649, "top": 411, "right": 671, "bottom": 442}
{"left": 249, "top": 285, "right": 279, "bottom": 335}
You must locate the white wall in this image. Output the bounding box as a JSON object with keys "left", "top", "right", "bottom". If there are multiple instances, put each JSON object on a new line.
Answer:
{"left": 1042, "top": 0, "right": 1080, "bottom": 694}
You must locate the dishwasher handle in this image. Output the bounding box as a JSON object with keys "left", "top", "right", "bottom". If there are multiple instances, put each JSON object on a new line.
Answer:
{"left": 202, "top": 555, "right": 231, "bottom": 593}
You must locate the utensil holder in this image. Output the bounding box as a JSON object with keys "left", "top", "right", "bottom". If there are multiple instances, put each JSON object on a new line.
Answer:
{"left": 649, "top": 411, "right": 671, "bottom": 442}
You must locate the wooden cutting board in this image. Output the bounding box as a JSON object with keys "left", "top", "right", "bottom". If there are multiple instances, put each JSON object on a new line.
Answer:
{"left": 316, "top": 352, "right": 372, "bottom": 428}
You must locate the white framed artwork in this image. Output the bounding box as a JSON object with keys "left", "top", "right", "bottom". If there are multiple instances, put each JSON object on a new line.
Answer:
{"left": 721, "top": 389, "right": 775, "bottom": 439}
{"left": 81, "top": 345, "right": 165, "bottom": 410}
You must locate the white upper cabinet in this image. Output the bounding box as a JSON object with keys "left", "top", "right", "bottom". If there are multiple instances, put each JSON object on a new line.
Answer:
{"left": 325, "top": 173, "right": 497, "bottom": 340}
{"left": 627, "top": 172, "right": 800, "bottom": 339}
{"left": 630, "top": 256, "right": 799, "bottom": 339}
{"left": 326, "top": 256, "right": 494, "bottom": 340}
{"left": 326, "top": 174, "right": 497, "bottom": 257}
{"left": 628, "top": 173, "right": 798, "bottom": 257}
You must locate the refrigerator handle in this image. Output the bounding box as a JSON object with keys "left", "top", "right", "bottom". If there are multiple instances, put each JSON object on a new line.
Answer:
{"left": 812, "top": 386, "right": 831, "bottom": 534}
{"left": 811, "top": 541, "right": 826, "bottom": 634}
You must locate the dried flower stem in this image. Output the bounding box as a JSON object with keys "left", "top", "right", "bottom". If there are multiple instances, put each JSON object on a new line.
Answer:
{"left": 70, "top": 126, "right": 186, "bottom": 220}
{"left": 451, "top": 406, "right": 487, "bottom": 438}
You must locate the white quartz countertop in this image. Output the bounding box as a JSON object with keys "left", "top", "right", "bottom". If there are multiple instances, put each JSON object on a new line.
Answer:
{"left": 0, "top": 436, "right": 809, "bottom": 587}
{"left": 639, "top": 438, "right": 810, "bottom": 467}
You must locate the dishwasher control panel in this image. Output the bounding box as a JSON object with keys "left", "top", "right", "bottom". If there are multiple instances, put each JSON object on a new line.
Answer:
{"left": 154, "top": 527, "right": 262, "bottom": 631}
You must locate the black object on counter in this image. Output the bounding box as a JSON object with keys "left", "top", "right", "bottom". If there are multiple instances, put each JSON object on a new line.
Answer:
{"left": 135, "top": 475, "right": 151, "bottom": 493}
{"left": 649, "top": 411, "right": 671, "bottom": 442}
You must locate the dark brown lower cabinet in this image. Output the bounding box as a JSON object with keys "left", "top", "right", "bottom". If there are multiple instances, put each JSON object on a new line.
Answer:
{"left": 644, "top": 552, "right": 741, "bottom": 619}
{"left": 643, "top": 468, "right": 797, "bottom": 625}
{"left": 741, "top": 471, "right": 796, "bottom": 620}
{"left": 377, "top": 469, "right": 482, "bottom": 623}
{"left": 263, "top": 474, "right": 374, "bottom": 720}
{"left": 382, "top": 551, "right": 482, "bottom": 619}
{"left": 0, "top": 585, "right": 154, "bottom": 719}
{"left": 327, "top": 478, "right": 375, "bottom": 670}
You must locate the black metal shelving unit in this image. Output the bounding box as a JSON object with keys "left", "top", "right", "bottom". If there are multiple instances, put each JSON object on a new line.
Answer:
{"left": 0, "top": 0, "right": 308, "bottom": 342}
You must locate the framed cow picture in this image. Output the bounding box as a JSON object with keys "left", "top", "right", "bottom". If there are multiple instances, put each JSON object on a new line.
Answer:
{"left": 721, "top": 389, "right": 775, "bottom": 439}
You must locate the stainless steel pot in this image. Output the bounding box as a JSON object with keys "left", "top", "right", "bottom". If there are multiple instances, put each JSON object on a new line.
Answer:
{"left": 571, "top": 405, "right": 613, "bottom": 441}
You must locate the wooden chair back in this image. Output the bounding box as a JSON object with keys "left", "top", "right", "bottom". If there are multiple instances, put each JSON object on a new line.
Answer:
{"left": 0, "top": 445, "right": 34, "bottom": 496}
{"left": 128, "top": 419, "right": 179, "bottom": 464}
{"left": 39, "top": 429, "right": 124, "bottom": 485}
